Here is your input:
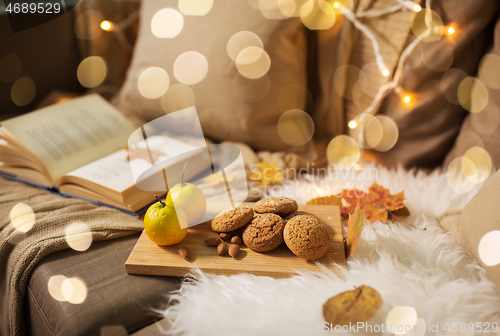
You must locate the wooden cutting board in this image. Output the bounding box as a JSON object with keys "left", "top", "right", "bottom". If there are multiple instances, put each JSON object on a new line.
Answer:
{"left": 125, "top": 203, "right": 345, "bottom": 278}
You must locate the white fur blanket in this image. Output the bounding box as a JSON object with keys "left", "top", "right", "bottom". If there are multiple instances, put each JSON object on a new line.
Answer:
{"left": 158, "top": 166, "right": 500, "bottom": 335}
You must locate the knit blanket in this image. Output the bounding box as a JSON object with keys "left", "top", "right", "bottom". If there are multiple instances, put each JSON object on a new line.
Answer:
{"left": 0, "top": 178, "right": 143, "bottom": 336}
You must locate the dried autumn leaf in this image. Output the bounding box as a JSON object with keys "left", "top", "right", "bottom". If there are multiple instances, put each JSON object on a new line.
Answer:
{"left": 249, "top": 161, "right": 283, "bottom": 188}
{"left": 323, "top": 286, "right": 382, "bottom": 326}
{"left": 363, "top": 204, "right": 387, "bottom": 223}
{"left": 341, "top": 183, "right": 408, "bottom": 224}
{"left": 307, "top": 194, "right": 342, "bottom": 206}
{"left": 344, "top": 203, "right": 365, "bottom": 257}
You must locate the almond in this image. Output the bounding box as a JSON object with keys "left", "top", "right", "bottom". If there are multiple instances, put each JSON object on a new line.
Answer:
{"left": 178, "top": 246, "right": 190, "bottom": 261}
{"left": 219, "top": 232, "right": 232, "bottom": 241}
{"left": 217, "top": 242, "right": 227, "bottom": 256}
{"left": 204, "top": 238, "right": 222, "bottom": 246}
{"left": 231, "top": 235, "right": 242, "bottom": 245}
{"left": 228, "top": 244, "right": 240, "bottom": 258}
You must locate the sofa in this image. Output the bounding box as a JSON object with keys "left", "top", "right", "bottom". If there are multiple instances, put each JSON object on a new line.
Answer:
{"left": 2, "top": 0, "right": 500, "bottom": 335}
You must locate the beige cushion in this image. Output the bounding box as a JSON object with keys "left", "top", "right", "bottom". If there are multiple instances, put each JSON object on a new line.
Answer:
{"left": 444, "top": 11, "right": 500, "bottom": 169}
{"left": 438, "top": 171, "right": 500, "bottom": 288}
{"left": 315, "top": 0, "right": 499, "bottom": 168}
{"left": 114, "top": 0, "right": 308, "bottom": 152}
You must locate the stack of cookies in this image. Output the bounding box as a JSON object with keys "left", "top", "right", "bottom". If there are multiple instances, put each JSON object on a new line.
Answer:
{"left": 210, "top": 197, "right": 330, "bottom": 261}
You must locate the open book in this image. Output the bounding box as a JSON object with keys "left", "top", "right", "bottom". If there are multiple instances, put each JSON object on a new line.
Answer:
{"left": 0, "top": 94, "right": 208, "bottom": 215}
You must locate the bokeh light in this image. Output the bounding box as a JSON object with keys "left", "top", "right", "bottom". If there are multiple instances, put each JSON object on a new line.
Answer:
{"left": 411, "top": 9, "right": 443, "bottom": 42}
{"left": 161, "top": 84, "right": 196, "bottom": 113}
{"left": 462, "top": 146, "right": 492, "bottom": 184}
{"left": 478, "top": 231, "right": 500, "bottom": 266}
{"left": 277, "top": 109, "right": 315, "bottom": 146}
{"left": 446, "top": 156, "right": 476, "bottom": 194}
{"left": 259, "top": 0, "right": 287, "bottom": 19}
{"left": 48, "top": 275, "right": 68, "bottom": 302}
{"left": 277, "top": 84, "right": 312, "bottom": 112}
{"left": 422, "top": 40, "right": 453, "bottom": 72}
{"left": 364, "top": 115, "right": 383, "bottom": 149}
{"left": 10, "top": 203, "right": 36, "bottom": 232}
{"left": 300, "top": 0, "right": 336, "bottom": 30}
{"left": 100, "top": 325, "right": 128, "bottom": 336}
{"left": 457, "top": 77, "right": 488, "bottom": 113}
{"left": 178, "top": 0, "right": 213, "bottom": 16}
{"left": 366, "top": 115, "right": 398, "bottom": 152}
{"left": 61, "top": 277, "right": 88, "bottom": 304}
{"left": 74, "top": 10, "right": 103, "bottom": 40}
{"left": 151, "top": 8, "right": 184, "bottom": 38}
{"left": 65, "top": 222, "right": 93, "bottom": 252}
{"left": 11, "top": 77, "right": 36, "bottom": 107}
{"left": 389, "top": 35, "right": 423, "bottom": 70}
{"left": 174, "top": 51, "right": 208, "bottom": 85}
{"left": 327, "top": 135, "right": 360, "bottom": 169}
{"left": 100, "top": 20, "right": 113, "bottom": 31}
{"left": 470, "top": 101, "right": 500, "bottom": 135}
{"left": 478, "top": 53, "right": 500, "bottom": 90}
{"left": 278, "top": 0, "right": 309, "bottom": 17}
{"left": 232, "top": 73, "right": 270, "bottom": 102}
{"left": 358, "top": 63, "right": 384, "bottom": 98}
{"left": 77, "top": 56, "right": 107, "bottom": 88}
{"left": 235, "top": 46, "right": 271, "bottom": 79}
{"left": 278, "top": 0, "right": 295, "bottom": 17}
{"left": 0, "top": 54, "right": 22, "bottom": 83}
{"left": 138, "top": 67, "right": 170, "bottom": 99}
{"left": 227, "top": 31, "right": 263, "bottom": 62}
{"left": 334, "top": 65, "right": 360, "bottom": 99}
{"left": 406, "top": 318, "right": 427, "bottom": 336}
{"left": 348, "top": 120, "right": 357, "bottom": 129}
{"left": 441, "top": 68, "right": 468, "bottom": 105}
{"left": 386, "top": 306, "right": 418, "bottom": 335}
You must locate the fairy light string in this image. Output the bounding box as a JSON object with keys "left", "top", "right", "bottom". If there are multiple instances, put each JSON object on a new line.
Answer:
{"left": 335, "top": 0, "right": 439, "bottom": 149}
{"left": 97, "top": 0, "right": 453, "bottom": 159}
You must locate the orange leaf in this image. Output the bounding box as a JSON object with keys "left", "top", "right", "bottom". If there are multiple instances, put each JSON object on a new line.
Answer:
{"left": 345, "top": 203, "right": 365, "bottom": 258}
{"left": 340, "top": 183, "right": 407, "bottom": 224}
{"left": 382, "top": 190, "right": 405, "bottom": 212}
{"left": 363, "top": 205, "right": 388, "bottom": 223}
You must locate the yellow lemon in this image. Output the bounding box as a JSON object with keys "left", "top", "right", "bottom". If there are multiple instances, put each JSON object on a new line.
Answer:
{"left": 167, "top": 182, "right": 207, "bottom": 224}
{"left": 144, "top": 197, "right": 188, "bottom": 246}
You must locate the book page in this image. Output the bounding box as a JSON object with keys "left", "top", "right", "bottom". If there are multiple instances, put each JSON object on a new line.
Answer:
{"left": 1, "top": 94, "right": 136, "bottom": 183}
{"left": 64, "top": 136, "right": 202, "bottom": 194}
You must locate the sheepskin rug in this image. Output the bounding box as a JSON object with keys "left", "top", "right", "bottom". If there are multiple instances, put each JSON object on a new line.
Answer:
{"left": 158, "top": 165, "right": 500, "bottom": 335}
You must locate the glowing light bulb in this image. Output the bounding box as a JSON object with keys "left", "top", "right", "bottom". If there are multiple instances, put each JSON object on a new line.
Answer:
{"left": 100, "top": 20, "right": 113, "bottom": 31}
{"left": 403, "top": 95, "right": 411, "bottom": 104}
{"left": 348, "top": 120, "right": 358, "bottom": 129}
{"left": 333, "top": 2, "right": 340, "bottom": 8}
{"left": 413, "top": 4, "right": 422, "bottom": 12}
{"left": 381, "top": 68, "right": 390, "bottom": 77}
{"left": 447, "top": 26, "right": 456, "bottom": 35}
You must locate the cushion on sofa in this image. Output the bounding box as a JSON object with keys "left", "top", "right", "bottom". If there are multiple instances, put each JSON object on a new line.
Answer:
{"left": 114, "top": 0, "right": 309, "bottom": 153}
{"left": 25, "top": 235, "right": 181, "bottom": 336}
{"left": 438, "top": 170, "right": 500, "bottom": 289}
{"left": 443, "top": 11, "right": 500, "bottom": 170}
{"left": 315, "top": 0, "right": 499, "bottom": 168}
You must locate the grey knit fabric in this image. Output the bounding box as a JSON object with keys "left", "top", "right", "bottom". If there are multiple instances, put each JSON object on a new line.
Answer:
{"left": 0, "top": 177, "right": 143, "bottom": 336}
